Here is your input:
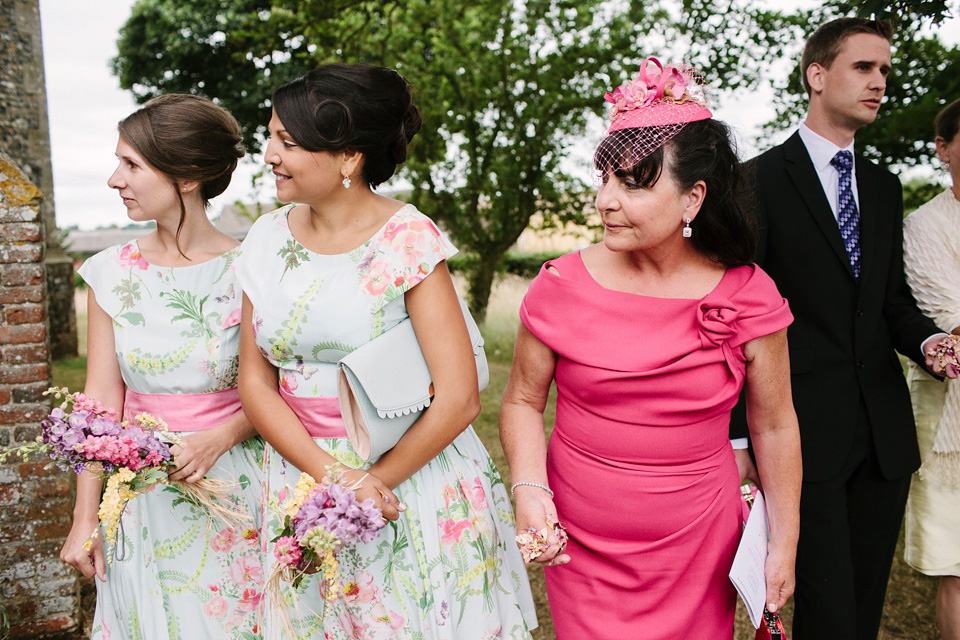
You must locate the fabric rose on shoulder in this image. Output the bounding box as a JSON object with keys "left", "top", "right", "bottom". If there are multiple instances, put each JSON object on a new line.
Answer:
{"left": 697, "top": 299, "right": 739, "bottom": 349}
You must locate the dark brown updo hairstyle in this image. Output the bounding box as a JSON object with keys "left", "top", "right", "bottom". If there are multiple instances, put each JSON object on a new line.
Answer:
{"left": 271, "top": 63, "right": 423, "bottom": 188}
{"left": 593, "top": 119, "right": 756, "bottom": 267}
{"left": 117, "top": 93, "right": 245, "bottom": 256}
{"left": 935, "top": 98, "right": 960, "bottom": 144}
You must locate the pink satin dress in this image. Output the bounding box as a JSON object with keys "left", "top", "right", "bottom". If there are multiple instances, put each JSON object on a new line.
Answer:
{"left": 519, "top": 252, "right": 792, "bottom": 639}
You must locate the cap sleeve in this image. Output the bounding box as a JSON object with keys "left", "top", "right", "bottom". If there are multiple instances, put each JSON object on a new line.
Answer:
{"left": 376, "top": 207, "right": 459, "bottom": 306}
{"left": 76, "top": 242, "right": 147, "bottom": 319}
{"left": 518, "top": 253, "right": 586, "bottom": 354}
{"left": 700, "top": 264, "right": 792, "bottom": 349}
{"left": 234, "top": 209, "right": 286, "bottom": 308}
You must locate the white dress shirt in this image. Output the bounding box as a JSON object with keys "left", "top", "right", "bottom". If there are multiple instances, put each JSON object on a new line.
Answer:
{"left": 797, "top": 122, "right": 860, "bottom": 219}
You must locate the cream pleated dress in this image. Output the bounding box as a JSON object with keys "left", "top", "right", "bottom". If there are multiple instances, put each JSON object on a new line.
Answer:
{"left": 902, "top": 188, "right": 960, "bottom": 577}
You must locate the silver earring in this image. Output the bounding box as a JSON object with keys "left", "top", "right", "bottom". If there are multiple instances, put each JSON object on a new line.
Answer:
{"left": 342, "top": 176, "right": 351, "bottom": 189}
{"left": 682, "top": 217, "right": 692, "bottom": 238}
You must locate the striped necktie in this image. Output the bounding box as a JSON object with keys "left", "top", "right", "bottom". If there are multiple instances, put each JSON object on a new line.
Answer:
{"left": 830, "top": 150, "right": 861, "bottom": 278}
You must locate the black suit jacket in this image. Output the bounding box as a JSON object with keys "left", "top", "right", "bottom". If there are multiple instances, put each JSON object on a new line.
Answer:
{"left": 731, "top": 131, "right": 938, "bottom": 482}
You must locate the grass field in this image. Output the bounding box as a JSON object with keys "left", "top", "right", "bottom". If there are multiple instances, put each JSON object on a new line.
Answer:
{"left": 55, "top": 276, "right": 940, "bottom": 638}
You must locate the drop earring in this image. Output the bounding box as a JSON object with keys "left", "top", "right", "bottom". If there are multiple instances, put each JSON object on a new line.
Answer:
{"left": 682, "top": 217, "right": 692, "bottom": 238}
{"left": 342, "top": 175, "right": 351, "bottom": 189}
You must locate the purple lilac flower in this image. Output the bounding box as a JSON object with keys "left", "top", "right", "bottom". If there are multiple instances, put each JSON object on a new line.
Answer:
{"left": 293, "top": 482, "right": 386, "bottom": 546}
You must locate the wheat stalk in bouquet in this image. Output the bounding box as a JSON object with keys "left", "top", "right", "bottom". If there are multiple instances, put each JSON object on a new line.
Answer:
{"left": 0, "top": 387, "right": 250, "bottom": 558}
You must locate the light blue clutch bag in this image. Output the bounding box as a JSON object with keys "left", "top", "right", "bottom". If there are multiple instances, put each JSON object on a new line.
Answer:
{"left": 337, "top": 298, "right": 488, "bottom": 461}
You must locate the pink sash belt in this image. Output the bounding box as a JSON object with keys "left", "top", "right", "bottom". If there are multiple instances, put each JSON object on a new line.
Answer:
{"left": 123, "top": 388, "right": 242, "bottom": 432}
{"left": 279, "top": 387, "right": 348, "bottom": 439}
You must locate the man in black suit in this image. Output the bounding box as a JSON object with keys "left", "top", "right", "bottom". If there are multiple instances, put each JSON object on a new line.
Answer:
{"left": 730, "top": 17, "right": 956, "bottom": 639}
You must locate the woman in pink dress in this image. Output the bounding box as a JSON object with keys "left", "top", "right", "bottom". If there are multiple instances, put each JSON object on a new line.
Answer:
{"left": 499, "top": 59, "right": 802, "bottom": 639}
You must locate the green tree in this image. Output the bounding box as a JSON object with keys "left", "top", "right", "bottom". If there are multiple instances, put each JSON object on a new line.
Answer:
{"left": 764, "top": 0, "right": 960, "bottom": 168}
{"left": 112, "top": 0, "right": 808, "bottom": 319}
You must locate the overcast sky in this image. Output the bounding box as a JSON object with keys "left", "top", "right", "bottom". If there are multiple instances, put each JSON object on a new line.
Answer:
{"left": 39, "top": 0, "right": 960, "bottom": 230}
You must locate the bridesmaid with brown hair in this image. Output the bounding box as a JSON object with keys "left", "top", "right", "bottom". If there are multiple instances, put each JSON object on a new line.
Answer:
{"left": 60, "top": 94, "right": 265, "bottom": 639}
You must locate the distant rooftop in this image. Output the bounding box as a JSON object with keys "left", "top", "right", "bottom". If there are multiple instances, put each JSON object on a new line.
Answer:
{"left": 65, "top": 203, "right": 271, "bottom": 255}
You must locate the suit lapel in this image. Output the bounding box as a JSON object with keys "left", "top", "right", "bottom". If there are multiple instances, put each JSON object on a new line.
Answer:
{"left": 783, "top": 132, "right": 856, "bottom": 280}
{"left": 854, "top": 155, "right": 876, "bottom": 287}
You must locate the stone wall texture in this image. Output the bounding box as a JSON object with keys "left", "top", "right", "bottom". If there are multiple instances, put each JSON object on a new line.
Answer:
{"left": 0, "top": 0, "right": 78, "bottom": 359}
{"left": 0, "top": 153, "right": 80, "bottom": 638}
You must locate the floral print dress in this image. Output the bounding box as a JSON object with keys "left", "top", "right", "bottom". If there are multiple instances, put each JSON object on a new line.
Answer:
{"left": 235, "top": 205, "right": 536, "bottom": 640}
{"left": 79, "top": 243, "right": 265, "bottom": 640}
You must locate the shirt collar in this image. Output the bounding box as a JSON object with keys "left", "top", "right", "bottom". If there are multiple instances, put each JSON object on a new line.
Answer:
{"left": 799, "top": 122, "right": 856, "bottom": 173}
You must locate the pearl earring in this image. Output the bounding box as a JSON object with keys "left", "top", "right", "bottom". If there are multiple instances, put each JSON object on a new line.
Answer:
{"left": 682, "top": 217, "right": 692, "bottom": 238}
{"left": 342, "top": 175, "right": 351, "bottom": 189}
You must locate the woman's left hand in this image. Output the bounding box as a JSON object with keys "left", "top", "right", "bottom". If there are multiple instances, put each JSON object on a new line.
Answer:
{"left": 763, "top": 543, "right": 796, "bottom": 613}
{"left": 168, "top": 430, "right": 232, "bottom": 483}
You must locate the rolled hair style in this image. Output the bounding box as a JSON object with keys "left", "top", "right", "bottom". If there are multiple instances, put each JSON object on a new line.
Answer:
{"left": 118, "top": 93, "right": 245, "bottom": 256}
{"left": 593, "top": 119, "right": 756, "bottom": 267}
{"left": 935, "top": 98, "right": 960, "bottom": 143}
{"left": 800, "top": 17, "right": 893, "bottom": 96}
{"left": 271, "top": 63, "right": 423, "bottom": 188}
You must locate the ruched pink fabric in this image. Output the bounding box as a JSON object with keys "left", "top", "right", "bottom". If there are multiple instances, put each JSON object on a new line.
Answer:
{"left": 123, "top": 387, "right": 241, "bottom": 432}
{"left": 519, "top": 251, "right": 792, "bottom": 640}
{"left": 279, "top": 387, "right": 348, "bottom": 439}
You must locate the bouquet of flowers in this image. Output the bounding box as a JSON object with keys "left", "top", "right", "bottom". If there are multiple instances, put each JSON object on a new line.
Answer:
{"left": 267, "top": 466, "right": 386, "bottom": 627}
{"left": 0, "top": 387, "right": 247, "bottom": 558}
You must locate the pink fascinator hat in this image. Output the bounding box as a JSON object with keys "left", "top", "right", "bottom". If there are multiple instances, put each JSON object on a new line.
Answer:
{"left": 595, "top": 58, "right": 711, "bottom": 178}
{"left": 604, "top": 57, "right": 711, "bottom": 131}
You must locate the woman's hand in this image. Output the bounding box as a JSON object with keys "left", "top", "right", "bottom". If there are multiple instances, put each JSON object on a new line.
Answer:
{"left": 513, "top": 485, "right": 570, "bottom": 567}
{"left": 763, "top": 542, "right": 796, "bottom": 613}
{"left": 60, "top": 516, "right": 105, "bottom": 581}
{"left": 168, "top": 429, "right": 233, "bottom": 483}
{"left": 342, "top": 468, "right": 403, "bottom": 521}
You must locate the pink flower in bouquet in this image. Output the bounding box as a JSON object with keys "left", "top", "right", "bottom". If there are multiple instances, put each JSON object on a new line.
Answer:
{"left": 440, "top": 517, "right": 471, "bottom": 545}
{"left": 273, "top": 535, "right": 303, "bottom": 569}
{"left": 73, "top": 395, "right": 117, "bottom": 419}
{"left": 229, "top": 555, "right": 263, "bottom": 586}
{"left": 114, "top": 244, "right": 149, "bottom": 270}
{"left": 210, "top": 527, "right": 237, "bottom": 552}
{"left": 204, "top": 596, "right": 228, "bottom": 618}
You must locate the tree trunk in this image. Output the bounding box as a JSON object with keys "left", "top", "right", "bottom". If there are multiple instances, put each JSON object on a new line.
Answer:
{"left": 466, "top": 251, "right": 500, "bottom": 324}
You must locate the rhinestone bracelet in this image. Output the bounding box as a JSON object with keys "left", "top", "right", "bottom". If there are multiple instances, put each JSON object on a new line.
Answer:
{"left": 510, "top": 481, "right": 555, "bottom": 499}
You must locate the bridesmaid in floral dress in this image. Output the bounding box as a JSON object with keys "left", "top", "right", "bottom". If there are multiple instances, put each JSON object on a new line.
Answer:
{"left": 60, "top": 94, "right": 266, "bottom": 639}
{"left": 236, "top": 64, "right": 536, "bottom": 639}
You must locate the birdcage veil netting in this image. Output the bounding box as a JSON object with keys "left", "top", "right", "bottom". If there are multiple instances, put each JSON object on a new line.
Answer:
{"left": 593, "top": 59, "right": 712, "bottom": 185}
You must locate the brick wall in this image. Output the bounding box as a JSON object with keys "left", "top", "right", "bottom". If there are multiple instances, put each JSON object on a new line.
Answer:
{"left": 0, "top": 0, "right": 78, "bottom": 359}
{"left": 0, "top": 153, "right": 79, "bottom": 637}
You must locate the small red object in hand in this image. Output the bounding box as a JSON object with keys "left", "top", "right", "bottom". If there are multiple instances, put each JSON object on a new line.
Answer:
{"left": 756, "top": 609, "right": 786, "bottom": 640}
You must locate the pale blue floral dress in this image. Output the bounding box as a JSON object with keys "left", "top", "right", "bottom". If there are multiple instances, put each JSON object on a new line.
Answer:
{"left": 235, "top": 205, "right": 537, "bottom": 640}
{"left": 79, "top": 242, "right": 265, "bottom": 640}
